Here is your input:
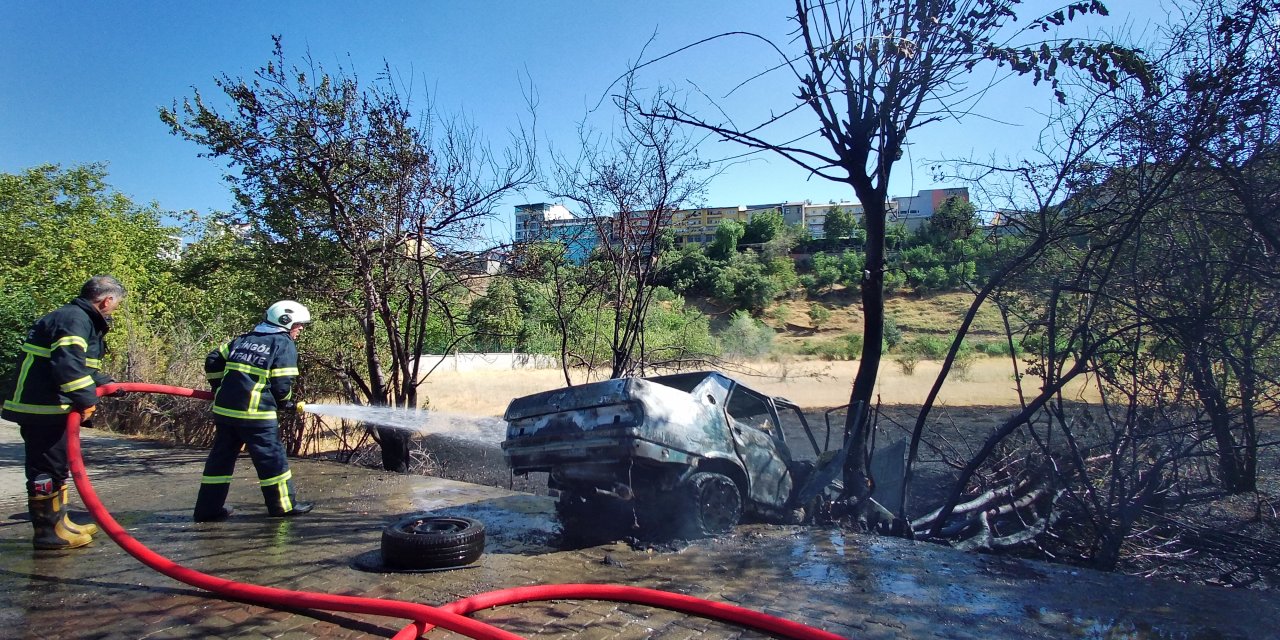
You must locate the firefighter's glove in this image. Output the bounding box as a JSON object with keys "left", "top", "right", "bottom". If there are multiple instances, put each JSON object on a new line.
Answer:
{"left": 107, "top": 388, "right": 128, "bottom": 398}
{"left": 279, "top": 399, "right": 305, "bottom": 414}
{"left": 81, "top": 405, "right": 97, "bottom": 421}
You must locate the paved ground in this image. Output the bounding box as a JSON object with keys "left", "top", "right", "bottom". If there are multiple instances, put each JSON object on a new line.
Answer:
{"left": 1, "top": 421, "right": 1276, "bottom": 640}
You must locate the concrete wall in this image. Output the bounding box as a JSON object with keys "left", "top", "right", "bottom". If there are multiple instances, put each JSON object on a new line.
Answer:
{"left": 419, "top": 352, "right": 558, "bottom": 373}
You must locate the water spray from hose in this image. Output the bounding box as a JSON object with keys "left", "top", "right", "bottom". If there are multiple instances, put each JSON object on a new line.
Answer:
{"left": 299, "top": 403, "right": 429, "bottom": 431}
{"left": 297, "top": 402, "right": 507, "bottom": 442}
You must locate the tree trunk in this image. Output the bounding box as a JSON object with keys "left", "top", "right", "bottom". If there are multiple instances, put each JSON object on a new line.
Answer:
{"left": 1187, "top": 350, "right": 1247, "bottom": 493}
{"left": 841, "top": 193, "right": 886, "bottom": 512}
{"left": 379, "top": 428, "right": 411, "bottom": 473}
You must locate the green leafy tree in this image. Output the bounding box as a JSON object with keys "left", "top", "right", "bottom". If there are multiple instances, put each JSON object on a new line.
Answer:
{"left": 707, "top": 219, "right": 745, "bottom": 261}
{"left": 785, "top": 222, "right": 814, "bottom": 250}
{"left": 0, "top": 164, "right": 182, "bottom": 386}
{"left": 822, "top": 206, "right": 858, "bottom": 248}
{"left": 742, "top": 208, "right": 784, "bottom": 244}
{"left": 895, "top": 196, "right": 982, "bottom": 293}
{"left": 834, "top": 250, "right": 866, "bottom": 289}
{"left": 161, "top": 38, "right": 534, "bottom": 471}
{"left": 467, "top": 277, "right": 522, "bottom": 351}
{"left": 804, "top": 251, "right": 842, "bottom": 294}
{"left": 712, "top": 251, "right": 797, "bottom": 314}
{"left": 916, "top": 196, "right": 978, "bottom": 246}
{"left": 640, "top": 289, "right": 717, "bottom": 364}
{"left": 885, "top": 222, "right": 911, "bottom": 253}
{"left": 658, "top": 244, "right": 718, "bottom": 294}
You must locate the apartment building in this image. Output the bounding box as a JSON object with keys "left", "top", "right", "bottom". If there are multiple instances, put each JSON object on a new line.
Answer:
{"left": 801, "top": 200, "right": 864, "bottom": 239}
{"left": 669, "top": 205, "right": 749, "bottom": 246}
{"left": 746, "top": 201, "right": 806, "bottom": 226}
{"left": 512, "top": 187, "right": 968, "bottom": 254}
{"left": 890, "top": 187, "right": 969, "bottom": 231}
{"left": 514, "top": 202, "right": 605, "bottom": 264}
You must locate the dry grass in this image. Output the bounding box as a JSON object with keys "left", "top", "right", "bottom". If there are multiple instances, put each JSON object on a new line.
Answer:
{"left": 418, "top": 357, "right": 1100, "bottom": 417}
{"left": 769, "top": 289, "right": 1007, "bottom": 337}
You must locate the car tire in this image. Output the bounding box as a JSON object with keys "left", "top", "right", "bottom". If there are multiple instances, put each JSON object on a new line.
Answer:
{"left": 381, "top": 515, "right": 485, "bottom": 570}
{"left": 677, "top": 472, "right": 743, "bottom": 538}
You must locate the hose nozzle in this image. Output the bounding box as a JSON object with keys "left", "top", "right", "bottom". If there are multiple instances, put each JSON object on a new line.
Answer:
{"left": 295, "top": 401, "right": 307, "bottom": 415}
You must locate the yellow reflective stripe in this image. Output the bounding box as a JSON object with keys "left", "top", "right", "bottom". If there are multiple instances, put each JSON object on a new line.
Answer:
{"left": 224, "top": 362, "right": 270, "bottom": 377}
{"left": 60, "top": 376, "right": 94, "bottom": 393}
{"left": 52, "top": 335, "right": 88, "bottom": 350}
{"left": 270, "top": 367, "right": 299, "bottom": 377}
{"left": 3, "top": 399, "right": 71, "bottom": 415}
{"left": 21, "top": 343, "right": 52, "bottom": 357}
{"left": 201, "top": 475, "right": 234, "bottom": 485}
{"left": 249, "top": 375, "right": 267, "bottom": 413}
{"left": 266, "top": 484, "right": 292, "bottom": 512}
{"left": 261, "top": 471, "right": 293, "bottom": 512}
{"left": 21, "top": 341, "right": 97, "bottom": 368}
{"left": 259, "top": 470, "right": 292, "bottom": 487}
{"left": 9, "top": 353, "right": 35, "bottom": 405}
{"left": 206, "top": 371, "right": 225, "bottom": 380}
{"left": 220, "top": 343, "right": 230, "bottom": 356}
{"left": 211, "top": 406, "right": 276, "bottom": 420}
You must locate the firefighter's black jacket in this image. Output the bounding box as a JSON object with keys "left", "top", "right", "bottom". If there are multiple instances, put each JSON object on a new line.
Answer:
{"left": 2, "top": 298, "right": 114, "bottom": 426}
{"left": 205, "top": 323, "right": 299, "bottom": 427}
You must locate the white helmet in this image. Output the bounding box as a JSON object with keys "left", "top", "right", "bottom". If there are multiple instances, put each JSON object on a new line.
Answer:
{"left": 265, "top": 300, "right": 311, "bottom": 329}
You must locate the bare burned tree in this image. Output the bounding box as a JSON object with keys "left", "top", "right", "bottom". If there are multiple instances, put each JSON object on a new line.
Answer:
{"left": 906, "top": 0, "right": 1280, "bottom": 577}
{"left": 544, "top": 79, "right": 714, "bottom": 380}
{"left": 162, "top": 37, "right": 534, "bottom": 471}
{"left": 632, "top": 0, "right": 1152, "bottom": 526}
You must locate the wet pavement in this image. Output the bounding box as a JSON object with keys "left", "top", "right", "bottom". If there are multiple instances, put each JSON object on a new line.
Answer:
{"left": 1, "top": 421, "right": 1276, "bottom": 640}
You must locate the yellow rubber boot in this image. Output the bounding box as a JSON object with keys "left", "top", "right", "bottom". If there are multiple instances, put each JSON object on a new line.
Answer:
{"left": 29, "top": 494, "right": 92, "bottom": 550}
{"left": 57, "top": 484, "right": 99, "bottom": 537}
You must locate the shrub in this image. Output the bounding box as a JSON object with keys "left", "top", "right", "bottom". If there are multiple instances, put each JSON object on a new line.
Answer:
{"left": 883, "top": 316, "right": 902, "bottom": 350}
{"left": 897, "top": 348, "right": 920, "bottom": 376}
{"left": 844, "top": 332, "right": 864, "bottom": 357}
{"left": 976, "top": 340, "right": 1016, "bottom": 357}
{"left": 910, "top": 335, "right": 951, "bottom": 360}
{"left": 950, "top": 340, "right": 977, "bottom": 380}
{"left": 802, "top": 341, "right": 848, "bottom": 361}
{"left": 883, "top": 269, "right": 907, "bottom": 292}
{"left": 798, "top": 332, "right": 864, "bottom": 361}
{"left": 808, "top": 304, "right": 831, "bottom": 328}
{"left": 719, "top": 310, "right": 774, "bottom": 359}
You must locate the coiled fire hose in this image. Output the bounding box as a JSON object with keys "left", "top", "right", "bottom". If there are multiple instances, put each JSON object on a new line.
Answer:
{"left": 67, "top": 382, "right": 846, "bottom": 640}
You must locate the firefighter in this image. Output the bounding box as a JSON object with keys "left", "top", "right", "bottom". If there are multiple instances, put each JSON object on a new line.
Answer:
{"left": 3, "top": 275, "right": 127, "bottom": 550}
{"left": 193, "top": 300, "right": 315, "bottom": 521}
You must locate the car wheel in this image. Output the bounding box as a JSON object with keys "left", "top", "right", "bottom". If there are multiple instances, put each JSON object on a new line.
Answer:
{"left": 381, "top": 515, "right": 485, "bottom": 570}
{"left": 677, "top": 472, "right": 743, "bottom": 538}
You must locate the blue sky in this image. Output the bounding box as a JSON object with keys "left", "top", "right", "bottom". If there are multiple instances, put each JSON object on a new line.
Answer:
{"left": 2, "top": 2, "right": 1162, "bottom": 243}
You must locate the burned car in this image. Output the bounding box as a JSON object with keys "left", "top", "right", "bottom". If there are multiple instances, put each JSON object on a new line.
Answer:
{"left": 501, "top": 371, "right": 835, "bottom": 539}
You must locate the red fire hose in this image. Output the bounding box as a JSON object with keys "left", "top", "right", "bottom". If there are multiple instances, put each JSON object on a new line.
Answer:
{"left": 67, "top": 382, "right": 846, "bottom": 640}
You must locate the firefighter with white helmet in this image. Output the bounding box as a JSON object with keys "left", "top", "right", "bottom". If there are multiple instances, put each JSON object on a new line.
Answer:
{"left": 194, "top": 300, "right": 314, "bottom": 521}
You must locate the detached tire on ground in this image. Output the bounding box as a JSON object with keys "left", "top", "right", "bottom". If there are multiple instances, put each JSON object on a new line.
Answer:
{"left": 381, "top": 516, "right": 485, "bottom": 570}
{"left": 676, "top": 472, "right": 743, "bottom": 538}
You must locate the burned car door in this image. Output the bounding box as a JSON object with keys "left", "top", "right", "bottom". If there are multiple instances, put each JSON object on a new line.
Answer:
{"left": 723, "top": 384, "right": 793, "bottom": 508}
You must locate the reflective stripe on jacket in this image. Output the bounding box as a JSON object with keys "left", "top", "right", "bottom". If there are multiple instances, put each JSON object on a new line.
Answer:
{"left": 205, "top": 323, "right": 298, "bottom": 425}
{"left": 2, "top": 298, "right": 112, "bottom": 422}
